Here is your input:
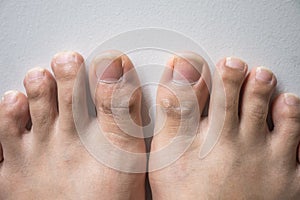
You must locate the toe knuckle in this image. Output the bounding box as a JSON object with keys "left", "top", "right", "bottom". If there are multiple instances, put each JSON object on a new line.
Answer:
{"left": 221, "top": 71, "right": 243, "bottom": 86}
{"left": 159, "top": 97, "right": 180, "bottom": 115}
{"left": 98, "top": 100, "right": 113, "bottom": 114}
{"left": 27, "top": 82, "right": 52, "bottom": 100}
{"left": 159, "top": 98, "right": 197, "bottom": 118}
{"left": 249, "top": 106, "right": 267, "bottom": 121}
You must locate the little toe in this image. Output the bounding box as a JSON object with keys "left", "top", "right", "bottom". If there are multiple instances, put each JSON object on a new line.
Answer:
{"left": 51, "top": 51, "right": 88, "bottom": 132}
{"left": 240, "top": 67, "right": 277, "bottom": 140}
{"left": 0, "top": 91, "right": 29, "bottom": 162}
{"left": 23, "top": 67, "right": 57, "bottom": 136}
{"left": 271, "top": 93, "right": 300, "bottom": 165}
{"left": 209, "top": 57, "right": 247, "bottom": 134}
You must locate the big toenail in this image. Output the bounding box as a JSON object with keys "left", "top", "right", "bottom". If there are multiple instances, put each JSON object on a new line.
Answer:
{"left": 27, "top": 68, "right": 44, "bottom": 81}
{"left": 255, "top": 67, "right": 273, "bottom": 83}
{"left": 2, "top": 91, "right": 18, "bottom": 104}
{"left": 284, "top": 93, "right": 300, "bottom": 106}
{"left": 225, "top": 57, "right": 246, "bottom": 71}
{"left": 96, "top": 57, "right": 123, "bottom": 83}
{"left": 54, "top": 52, "right": 77, "bottom": 64}
{"left": 172, "top": 56, "right": 202, "bottom": 85}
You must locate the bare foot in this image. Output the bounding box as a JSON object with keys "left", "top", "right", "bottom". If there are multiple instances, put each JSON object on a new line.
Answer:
{"left": 149, "top": 54, "right": 300, "bottom": 199}
{"left": 0, "top": 51, "right": 146, "bottom": 199}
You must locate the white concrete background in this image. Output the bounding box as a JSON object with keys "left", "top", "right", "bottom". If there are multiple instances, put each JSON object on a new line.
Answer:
{"left": 0, "top": 0, "right": 299, "bottom": 96}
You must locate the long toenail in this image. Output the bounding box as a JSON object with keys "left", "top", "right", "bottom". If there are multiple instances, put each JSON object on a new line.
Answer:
{"left": 27, "top": 68, "right": 45, "bottom": 81}
{"left": 225, "top": 57, "right": 246, "bottom": 71}
{"left": 54, "top": 52, "right": 78, "bottom": 64}
{"left": 2, "top": 91, "right": 18, "bottom": 104}
{"left": 95, "top": 57, "right": 123, "bottom": 83}
{"left": 172, "top": 56, "right": 202, "bottom": 85}
{"left": 255, "top": 67, "right": 273, "bottom": 83}
{"left": 284, "top": 93, "right": 300, "bottom": 106}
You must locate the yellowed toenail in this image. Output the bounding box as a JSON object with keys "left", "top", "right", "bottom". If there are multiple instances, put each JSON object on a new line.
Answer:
{"left": 2, "top": 91, "right": 18, "bottom": 104}
{"left": 225, "top": 57, "right": 246, "bottom": 71}
{"left": 27, "top": 67, "right": 45, "bottom": 81}
{"left": 284, "top": 93, "right": 300, "bottom": 106}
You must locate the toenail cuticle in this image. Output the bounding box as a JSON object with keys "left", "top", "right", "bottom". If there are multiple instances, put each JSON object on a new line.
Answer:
{"left": 27, "top": 68, "right": 44, "bottom": 81}
{"left": 225, "top": 57, "right": 246, "bottom": 71}
{"left": 284, "top": 93, "right": 300, "bottom": 106}
{"left": 2, "top": 91, "right": 18, "bottom": 104}
{"left": 255, "top": 67, "right": 273, "bottom": 83}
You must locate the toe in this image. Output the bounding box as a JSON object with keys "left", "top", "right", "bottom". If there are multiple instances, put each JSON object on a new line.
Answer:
{"left": 271, "top": 93, "right": 300, "bottom": 165}
{"left": 171, "top": 52, "right": 210, "bottom": 119}
{"left": 240, "top": 67, "right": 277, "bottom": 139}
{"left": 88, "top": 50, "right": 146, "bottom": 172}
{"left": 51, "top": 51, "right": 88, "bottom": 132}
{"left": 23, "top": 67, "right": 57, "bottom": 136}
{"left": 200, "top": 57, "right": 247, "bottom": 158}
{"left": 209, "top": 57, "right": 247, "bottom": 133}
{"left": 155, "top": 52, "right": 210, "bottom": 142}
{"left": 89, "top": 50, "right": 143, "bottom": 140}
{"left": 0, "top": 91, "right": 29, "bottom": 162}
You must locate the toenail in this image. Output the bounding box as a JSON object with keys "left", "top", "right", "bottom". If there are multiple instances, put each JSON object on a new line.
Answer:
{"left": 255, "top": 67, "right": 273, "bottom": 83}
{"left": 54, "top": 52, "right": 78, "bottom": 64}
{"left": 95, "top": 57, "right": 123, "bottom": 83}
{"left": 225, "top": 57, "right": 246, "bottom": 71}
{"left": 172, "top": 56, "right": 202, "bottom": 85}
{"left": 284, "top": 93, "right": 300, "bottom": 106}
{"left": 27, "top": 68, "right": 45, "bottom": 81}
{"left": 2, "top": 91, "right": 18, "bottom": 104}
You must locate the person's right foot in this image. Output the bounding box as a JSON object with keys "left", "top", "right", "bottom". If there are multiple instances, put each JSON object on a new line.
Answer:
{"left": 149, "top": 54, "right": 300, "bottom": 199}
{"left": 0, "top": 51, "right": 146, "bottom": 199}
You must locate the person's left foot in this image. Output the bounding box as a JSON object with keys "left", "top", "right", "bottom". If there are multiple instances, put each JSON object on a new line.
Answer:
{"left": 0, "top": 51, "right": 146, "bottom": 199}
{"left": 149, "top": 54, "right": 300, "bottom": 199}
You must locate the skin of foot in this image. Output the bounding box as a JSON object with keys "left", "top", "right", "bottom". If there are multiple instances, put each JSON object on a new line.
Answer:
{"left": 0, "top": 51, "right": 146, "bottom": 199}
{"left": 149, "top": 54, "right": 300, "bottom": 199}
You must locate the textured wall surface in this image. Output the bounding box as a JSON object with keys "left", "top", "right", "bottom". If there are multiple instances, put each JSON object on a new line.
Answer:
{"left": 0, "top": 0, "right": 299, "bottom": 95}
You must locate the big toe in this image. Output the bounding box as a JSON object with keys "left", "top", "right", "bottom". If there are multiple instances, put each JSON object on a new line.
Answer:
{"left": 87, "top": 50, "right": 146, "bottom": 173}
{"left": 155, "top": 52, "right": 210, "bottom": 137}
{"left": 150, "top": 52, "right": 210, "bottom": 170}
{"left": 89, "top": 50, "right": 143, "bottom": 140}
